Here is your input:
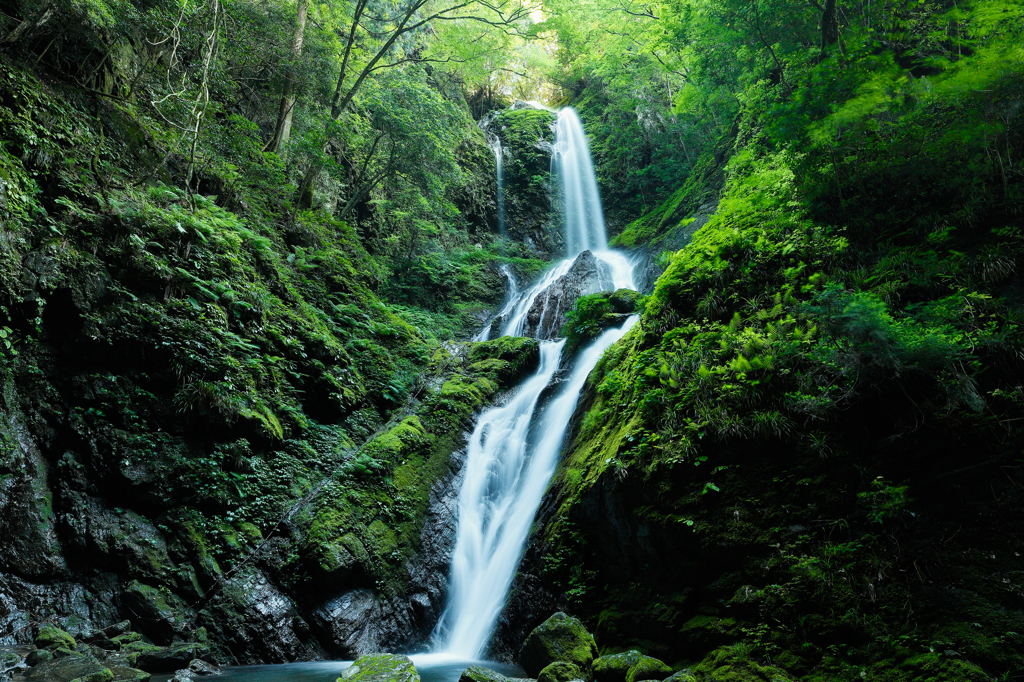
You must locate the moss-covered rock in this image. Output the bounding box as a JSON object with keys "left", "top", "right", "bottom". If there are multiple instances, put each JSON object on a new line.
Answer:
{"left": 111, "top": 632, "right": 142, "bottom": 649}
{"left": 133, "top": 643, "right": 212, "bottom": 673}
{"left": 520, "top": 612, "right": 599, "bottom": 678}
{"left": 625, "top": 656, "right": 672, "bottom": 682}
{"left": 662, "top": 672, "right": 696, "bottom": 682}
{"left": 459, "top": 665, "right": 509, "bottom": 682}
{"left": 607, "top": 289, "right": 641, "bottom": 314}
{"left": 35, "top": 624, "right": 77, "bottom": 650}
{"left": 538, "top": 661, "right": 585, "bottom": 682}
{"left": 26, "top": 649, "right": 53, "bottom": 666}
{"left": 593, "top": 651, "right": 643, "bottom": 682}
{"left": 692, "top": 646, "right": 794, "bottom": 681}
{"left": 26, "top": 653, "right": 106, "bottom": 682}
{"left": 122, "top": 581, "right": 188, "bottom": 645}
{"left": 338, "top": 653, "right": 420, "bottom": 682}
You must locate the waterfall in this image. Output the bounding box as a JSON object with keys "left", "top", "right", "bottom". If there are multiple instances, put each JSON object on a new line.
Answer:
{"left": 552, "top": 108, "right": 608, "bottom": 257}
{"left": 430, "top": 105, "right": 634, "bottom": 661}
{"left": 480, "top": 112, "right": 506, "bottom": 237}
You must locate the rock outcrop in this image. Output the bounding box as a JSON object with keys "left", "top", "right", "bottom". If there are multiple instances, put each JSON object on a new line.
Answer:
{"left": 519, "top": 612, "right": 599, "bottom": 678}
{"left": 522, "top": 252, "right": 615, "bottom": 340}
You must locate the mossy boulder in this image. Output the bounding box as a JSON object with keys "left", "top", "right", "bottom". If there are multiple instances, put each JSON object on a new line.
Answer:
{"left": 71, "top": 669, "right": 115, "bottom": 682}
{"left": 111, "top": 632, "right": 142, "bottom": 649}
{"left": 338, "top": 653, "right": 420, "bottom": 682}
{"left": 134, "top": 643, "right": 212, "bottom": 673}
{"left": 26, "top": 649, "right": 54, "bottom": 666}
{"left": 625, "top": 656, "right": 672, "bottom": 682}
{"left": 692, "top": 646, "right": 794, "bottom": 681}
{"left": 35, "top": 624, "right": 77, "bottom": 650}
{"left": 607, "top": 289, "right": 641, "bottom": 314}
{"left": 662, "top": 672, "right": 696, "bottom": 682}
{"left": 467, "top": 336, "right": 540, "bottom": 385}
{"left": 593, "top": 651, "right": 643, "bottom": 682}
{"left": 459, "top": 665, "right": 509, "bottom": 682}
{"left": 520, "top": 612, "right": 599, "bottom": 678}
{"left": 538, "top": 661, "right": 584, "bottom": 682}
{"left": 25, "top": 653, "right": 111, "bottom": 682}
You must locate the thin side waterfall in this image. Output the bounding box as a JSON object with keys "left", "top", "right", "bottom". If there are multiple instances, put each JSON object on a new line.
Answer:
{"left": 480, "top": 112, "right": 506, "bottom": 237}
{"left": 552, "top": 108, "right": 608, "bottom": 257}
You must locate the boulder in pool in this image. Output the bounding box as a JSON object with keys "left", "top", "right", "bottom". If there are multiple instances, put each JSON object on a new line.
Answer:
{"left": 519, "top": 612, "right": 598, "bottom": 678}
{"left": 460, "top": 666, "right": 509, "bottom": 682}
{"left": 338, "top": 653, "right": 420, "bottom": 682}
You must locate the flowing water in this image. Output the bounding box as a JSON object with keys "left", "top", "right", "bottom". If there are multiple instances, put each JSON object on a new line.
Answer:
{"left": 552, "top": 109, "right": 608, "bottom": 256}
{"left": 139, "top": 104, "right": 635, "bottom": 682}
{"left": 480, "top": 112, "right": 506, "bottom": 237}
{"left": 433, "top": 106, "right": 637, "bottom": 658}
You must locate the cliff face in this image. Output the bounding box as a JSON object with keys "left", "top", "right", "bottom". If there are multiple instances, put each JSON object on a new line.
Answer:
{"left": 0, "top": 35, "right": 546, "bottom": 661}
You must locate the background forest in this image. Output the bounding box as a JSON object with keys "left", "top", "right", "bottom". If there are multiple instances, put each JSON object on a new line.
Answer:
{"left": 1, "top": 0, "right": 1023, "bottom": 679}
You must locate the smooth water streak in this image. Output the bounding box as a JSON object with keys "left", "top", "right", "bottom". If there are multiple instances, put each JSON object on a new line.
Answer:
{"left": 552, "top": 108, "right": 608, "bottom": 257}
{"left": 435, "top": 318, "right": 638, "bottom": 658}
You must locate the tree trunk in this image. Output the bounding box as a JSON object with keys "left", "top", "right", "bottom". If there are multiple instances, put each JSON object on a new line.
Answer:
{"left": 265, "top": 0, "right": 308, "bottom": 154}
{"left": 821, "top": 0, "right": 839, "bottom": 46}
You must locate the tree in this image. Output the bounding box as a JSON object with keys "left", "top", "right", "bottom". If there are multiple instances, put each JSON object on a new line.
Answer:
{"left": 265, "top": 0, "right": 309, "bottom": 154}
{"left": 296, "top": 0, "right": 532, "bottom": 208}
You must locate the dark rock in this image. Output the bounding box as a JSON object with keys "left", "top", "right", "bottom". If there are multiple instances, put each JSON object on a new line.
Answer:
{"left": 102, "top": 622, "right": 132, "bottom": 638}
{"left": 592, "top": 651, "right": 642, "bottom": 682}
{"left": 519, "top": 612, "right": 598, "bottom": 678}
{"left": 134, "top": 643, "right": 212, "bottom": 673}
{"left": 107, "top": 663, "right": 152, "bottom": 681}
{"left": 0, "top": 415, "right": 68, "bottom": 579}
{"left": 522, "top": 252, "right": 616, "bottom": 339}
{"left": 35, "top": 624, "right": 76, "bottom": 650}
{"left": 111, "top": 632, "right": 141, "bottom": 649}
{"left": 84, "top": 634, "right": 116, "bottom": 650}
{"left": 624, "top": 657, "right": 671, "bottom": 682}
{"left": 188, "top": 658, "right": 220, "bottom": 675}
{"left": 311, "top": 588, "right": 379, "bottom": 657}
{"left": 661, "top": 672, "right": 696, "bottom": 682}
{"left": 122, "top": 581, "right": 187, "bottom": 645}
{"left": 80, "top": 503, "right": 175, "bottom": 584}
{"left": 537, "top": 662, "right": 583, "bottom": 682}
{"left": 459, "top": 665, "right": 508, "bottom": 682}
{"left": 198, "top": 568, "right": 318, "bottom": 663}
{"left": 339, "top": 653, "right": 420, "bottom": 682}
{"left": 24, "top": 652, "right": 109, "bottom": 681}
{"left": 26, "top": 649, "right": 52, "bottom": 666}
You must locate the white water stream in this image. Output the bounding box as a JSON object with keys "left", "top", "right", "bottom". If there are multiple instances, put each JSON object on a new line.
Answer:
{"left": 431, "top": 107, "right": 638, "bottom": 659}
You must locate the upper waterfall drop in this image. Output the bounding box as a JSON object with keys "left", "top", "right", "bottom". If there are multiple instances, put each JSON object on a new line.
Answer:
{"left": 552, "top": 108, "right": 608, "bottom": 257}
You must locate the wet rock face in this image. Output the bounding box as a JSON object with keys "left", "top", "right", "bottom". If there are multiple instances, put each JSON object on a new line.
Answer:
{"left": 0, "top": 415, "right": 68, "bottom": 579}
{"left": 490, "top": 107, "right": 559, "bottom": 256}
{"left": 309, "top": 447, "right": 464, "bottom": 658}
{"left": 523, "top": 251, "right": 615, "bottom": 339}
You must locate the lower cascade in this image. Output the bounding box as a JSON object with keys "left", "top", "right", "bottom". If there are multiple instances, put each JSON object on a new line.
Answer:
{"left": 431, "top": 107, "right": 636, "bottom": 660}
